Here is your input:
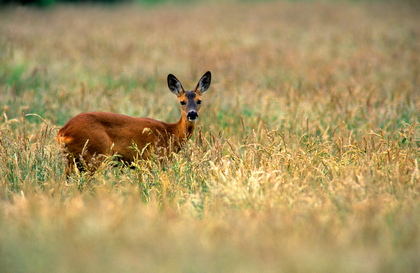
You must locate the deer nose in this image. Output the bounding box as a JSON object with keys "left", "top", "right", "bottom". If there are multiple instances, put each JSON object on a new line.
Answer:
{"left": 187, "top": 110, "right": 198, "bottom": 121}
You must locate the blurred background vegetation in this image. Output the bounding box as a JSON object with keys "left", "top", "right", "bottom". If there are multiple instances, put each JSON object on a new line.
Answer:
{"left": 3, "top": 0, "right": 201, "bottom": 7}
{"left": 1, "top": 0, "right": 188, "bottom": 8}
{"left": 1, "top": 0, "right": 415, "bottom": 8}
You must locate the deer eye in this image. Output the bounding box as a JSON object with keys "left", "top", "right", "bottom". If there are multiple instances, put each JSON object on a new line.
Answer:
{"left": 180, "top": 101, "right": 187, "bottom": 106}
{"left": 197, "top": 100, "right": 202, "bottom": 105}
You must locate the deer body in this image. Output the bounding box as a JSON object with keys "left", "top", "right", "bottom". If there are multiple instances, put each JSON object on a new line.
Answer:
{"left": 57, "top": 71, "right": 211, "bottom": 174}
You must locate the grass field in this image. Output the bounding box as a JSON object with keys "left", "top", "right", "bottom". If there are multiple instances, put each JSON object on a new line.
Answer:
{"left": 0, "top": 1, "right": 419, "bottom": 272}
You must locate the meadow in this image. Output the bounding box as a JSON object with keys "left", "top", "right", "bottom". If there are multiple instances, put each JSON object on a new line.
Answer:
{"left": 0, "top": 1, "right": 419, "bottom": 272}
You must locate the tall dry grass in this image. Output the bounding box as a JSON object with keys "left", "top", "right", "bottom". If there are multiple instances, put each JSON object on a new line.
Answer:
{"left": 0, "top": 1, "right": 419, "bottom": 272}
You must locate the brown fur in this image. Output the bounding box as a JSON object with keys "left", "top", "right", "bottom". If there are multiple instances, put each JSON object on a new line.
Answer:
{"left": 57, "top": 71, "right": 211, "bottom": 175}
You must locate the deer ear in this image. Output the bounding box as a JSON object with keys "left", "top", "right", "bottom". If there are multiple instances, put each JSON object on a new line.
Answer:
{"left": 167, "top": 74, "right": 184, "bottom": 95}
{"left": 196, "top": 71, "right": 211, "bottom": 94}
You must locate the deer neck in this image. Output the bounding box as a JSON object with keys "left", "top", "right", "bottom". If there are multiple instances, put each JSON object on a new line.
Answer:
{"left": 176, "top": 115, "right": 195, "bottom": 142}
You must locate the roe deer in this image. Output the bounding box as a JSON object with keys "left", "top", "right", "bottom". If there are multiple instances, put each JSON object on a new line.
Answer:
{"left": 56, "top": 71, "right": 211, "bottom": 175}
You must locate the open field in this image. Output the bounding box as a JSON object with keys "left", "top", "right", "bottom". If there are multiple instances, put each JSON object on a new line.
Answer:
{"left": 0, "top": 1, "right": 419, "bottom": 272}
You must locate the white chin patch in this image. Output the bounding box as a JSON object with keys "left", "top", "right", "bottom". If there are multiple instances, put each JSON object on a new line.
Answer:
{"left": 188, "top": 117, "right": 198, "bottom": 122}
